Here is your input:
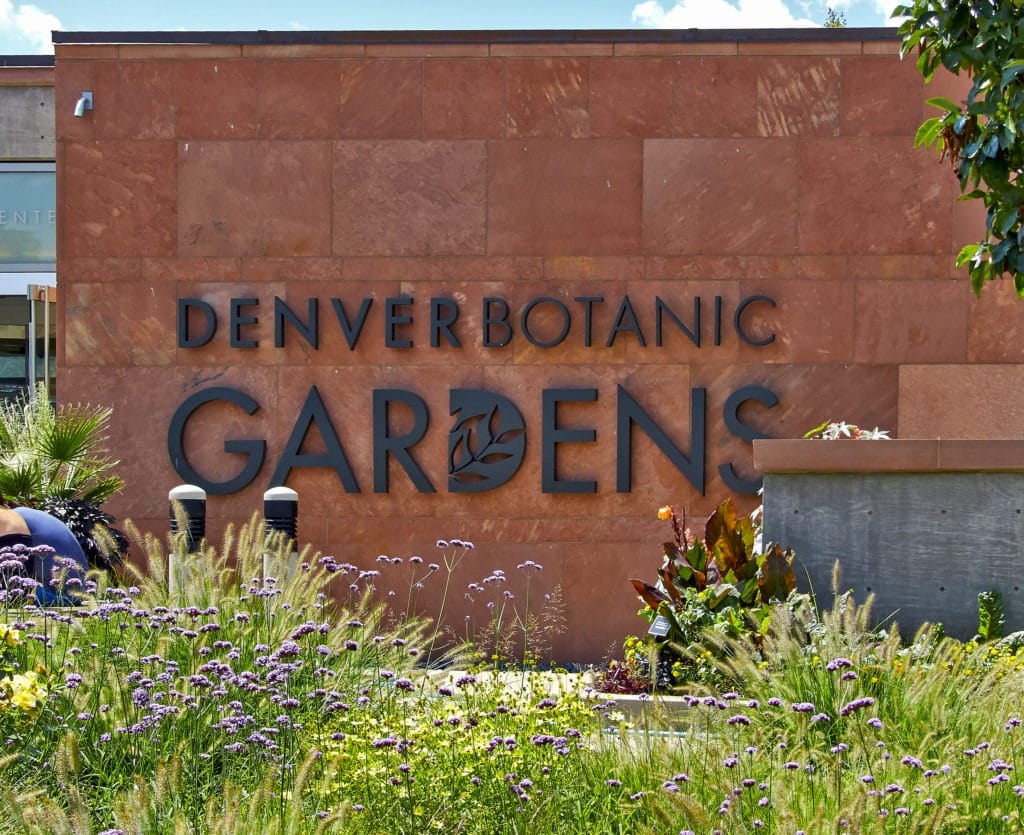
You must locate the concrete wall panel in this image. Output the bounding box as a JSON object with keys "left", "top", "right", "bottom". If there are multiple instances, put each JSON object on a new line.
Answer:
{"left": 764, "top": 470, "right": 1024, "bottom": 640}
{"left": 0, "top": 86, "right": 53, "bottom": 160}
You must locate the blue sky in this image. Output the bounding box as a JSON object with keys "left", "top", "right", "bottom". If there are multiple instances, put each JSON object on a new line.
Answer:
{"left": 0, "top": 0, "right": 898, "bottom": 55}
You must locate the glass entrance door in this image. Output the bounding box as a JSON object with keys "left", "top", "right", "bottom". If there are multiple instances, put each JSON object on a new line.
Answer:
{"left": 0, "top": 287, "right": 55, "bottom": 404}
{"left": 28, "top": 284, "right": 54, "bottom": 402}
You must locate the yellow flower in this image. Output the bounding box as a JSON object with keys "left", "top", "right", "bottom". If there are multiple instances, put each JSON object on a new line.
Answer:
{"left": 658, "top": 506, "right": 673, "bottom": 521}
{"left": 9, "top": 689, "right": 37, "bottom": 711}
{"left": 2, "top": 672, "right": 45, "bottom": 713}
{"left": 0, "top": 626, "right": 20, "bottom": 648}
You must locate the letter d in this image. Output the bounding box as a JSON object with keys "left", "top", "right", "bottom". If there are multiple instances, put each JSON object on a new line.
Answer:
{"left": 178, "top": 298, "right": 217, "bottom": 348}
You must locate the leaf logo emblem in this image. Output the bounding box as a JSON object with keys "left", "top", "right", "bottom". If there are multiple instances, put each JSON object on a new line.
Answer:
{"left": 448, "top": 390, "right": 526, "bottom": 493}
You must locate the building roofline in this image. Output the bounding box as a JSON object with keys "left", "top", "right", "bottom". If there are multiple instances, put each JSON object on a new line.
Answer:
{"left": 51, "top": 27, "right": 899, "bottom": 47}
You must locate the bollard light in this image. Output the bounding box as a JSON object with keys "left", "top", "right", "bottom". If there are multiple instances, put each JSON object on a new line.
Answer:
{"left": 263, "top": 486, "right": 298, "bottom": 585}
{"left": 263, "top": 486, "right": 298, "bottom": 539}
{"left": 169, "top": 484, "right": 206, "bottom": 553}
{"left": 168, "top": 484, "right": 206, "bottom": 596}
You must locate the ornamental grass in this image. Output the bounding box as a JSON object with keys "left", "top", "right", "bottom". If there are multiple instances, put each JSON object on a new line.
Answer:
{"left": 0, "top": 519, "right": 1020, "bottom": 832}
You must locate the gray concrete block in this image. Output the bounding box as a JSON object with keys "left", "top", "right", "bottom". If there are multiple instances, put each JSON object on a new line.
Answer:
{"left": 763, "top": 472, "right": 1024, "bottom": 639}
{"left": 0, "top": 87, "right": 53, "bottom": 160}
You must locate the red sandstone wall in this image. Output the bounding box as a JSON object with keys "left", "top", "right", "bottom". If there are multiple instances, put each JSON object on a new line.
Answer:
{"left": 54, "top": 34, "right": 1004, "bottom": 662}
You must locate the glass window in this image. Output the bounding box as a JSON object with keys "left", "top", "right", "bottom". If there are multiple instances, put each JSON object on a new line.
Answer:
{"left": 0, "top": 163, "right": 55, "bottom": 272}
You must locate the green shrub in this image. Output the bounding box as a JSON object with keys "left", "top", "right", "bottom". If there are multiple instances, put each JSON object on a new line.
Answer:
{"left": 625, "top": 499, "right": 798, "bottom": 687}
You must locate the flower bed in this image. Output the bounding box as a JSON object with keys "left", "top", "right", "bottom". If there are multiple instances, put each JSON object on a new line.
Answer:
{"left": 0, "top": 521, "right": 1022, "bottom": 832}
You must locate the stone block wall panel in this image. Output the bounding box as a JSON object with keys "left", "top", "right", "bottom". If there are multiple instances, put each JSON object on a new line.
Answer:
{"left": 52, "top": 32, "right": 1017, "bottom": 662}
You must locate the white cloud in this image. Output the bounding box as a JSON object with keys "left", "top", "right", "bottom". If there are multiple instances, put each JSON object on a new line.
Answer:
{"left": 0, "top": 1, "right": 60, "bottom": 54}
{"left": 877, "top": 0, "right": 904, "bottom": 24}
{"left": 633, "top": 0, "right": 819, "bottom": 28}
{"left": 832, "top": 0, "right": 903, "bottom": 24}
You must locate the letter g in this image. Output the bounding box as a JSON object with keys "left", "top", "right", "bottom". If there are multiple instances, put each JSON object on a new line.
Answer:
{"left": 167, "top": 387, "right": 266, "bottom": 495}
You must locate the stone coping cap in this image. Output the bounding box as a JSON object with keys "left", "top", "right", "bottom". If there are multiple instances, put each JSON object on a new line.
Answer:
{"left": 0, "top": 55, "right": 53, "bottom": 67}
{"left": 51, "top": 27, "right": 898, "bottom": 46}
{"left": 753, "top": 439, "right": 1024, "bottom": 474}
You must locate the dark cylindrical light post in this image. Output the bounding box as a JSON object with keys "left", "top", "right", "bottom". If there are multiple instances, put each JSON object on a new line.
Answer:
{"left": 168, "top": 484, "right": 206, "bottom": 595}
{"left": 263, "top": 486, "right": 298, "bottom": 584}
{"left": 169, "top": 484, "right": 206, "bottom": 552}
{"left": 264, "top": 486, "right": 298, "bottom": 539}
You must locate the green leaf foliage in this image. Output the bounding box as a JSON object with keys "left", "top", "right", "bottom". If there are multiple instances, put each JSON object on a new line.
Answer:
{"left": 976, "top": 589, "right": 1006, "bottom": 642}
{"left": 628, "top": 499, "right": 797, "bottom": 685}
{"left": 0, "top": 383, "right": 124, "bottom": 506}
{"left": 898, "top": 0, "right": 1024, "bottom": 295}
{"left": 823, "top": 6, "right": 847, "bottom": 27}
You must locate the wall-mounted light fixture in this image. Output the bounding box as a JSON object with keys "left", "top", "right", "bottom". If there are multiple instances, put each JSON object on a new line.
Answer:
{"left": 73, "top": 91, "right": 93, "bottom": 118}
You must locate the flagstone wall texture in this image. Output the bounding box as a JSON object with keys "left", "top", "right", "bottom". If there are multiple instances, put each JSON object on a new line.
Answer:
{"left": 51, "top": 31, "right": 1013, "bottom": 661}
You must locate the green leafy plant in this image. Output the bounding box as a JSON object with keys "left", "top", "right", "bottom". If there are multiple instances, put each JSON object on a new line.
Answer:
{"left": 0, "top": 384, "right": 127, "bottom": 570}
{"left": 594, "top": 635, "right": 662, "bottom": 693}
{"left": 626, "top": 499, "right": 797, "bottom": 686}
{"left": 0, "top": 383, "right": 123, "bottom": 506}
{"left": 976, "top": 589, "right": 1006, "bottom": 643}
{"left": 897, "top": 0, "right": 1024, "bottom": 295}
